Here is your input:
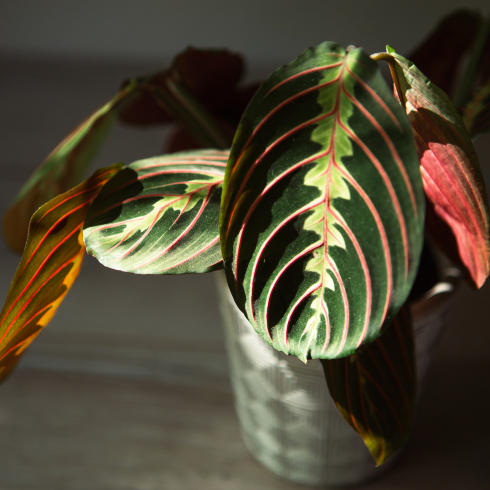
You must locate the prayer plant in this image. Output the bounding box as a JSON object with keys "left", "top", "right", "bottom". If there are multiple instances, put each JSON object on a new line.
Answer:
{"left": 1, "top": 10, "right": 489, "bottom": 466}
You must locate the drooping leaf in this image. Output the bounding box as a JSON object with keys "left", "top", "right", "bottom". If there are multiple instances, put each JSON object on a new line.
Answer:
{"left": 406, "top": 9, "right": 482, "bottom": 98}
{"left": 3, "top": 81, "right": 140, "bottom": 253}
{"left": 321, "top": 304, "right": 415, "bottom": 466}
{"left": 0, "top": 164, "right": 122, "bottom": 383}
{"left": 384, "top": 49, "right": 490, "bottom": 288}
{"left": 220, "top": 42, "right": 425, "bottom": 362}
{"left": 83, "top": 150, "right": 228, "bottom": 274}
{"left": 463, "top": 79, "right": 490, "bottom": 138}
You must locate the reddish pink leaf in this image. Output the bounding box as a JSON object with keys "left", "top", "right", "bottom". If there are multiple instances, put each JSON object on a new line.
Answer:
{"left": 384, "top": 49, "right": 490, "bottom": 288}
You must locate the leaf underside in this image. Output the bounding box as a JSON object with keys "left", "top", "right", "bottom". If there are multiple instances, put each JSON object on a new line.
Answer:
{"left": 0, "top": 164, "right": 122, "bottom": 383}
{"left": 3, "top": 81, "right": 140, "bottom": 253}
{"left": 321, "top": 304, "right": 416, "bottom": 466}
{"left": 83, "top": 150, "right": 228, "bottom": 274}
{"left": 220, "top": 42, "right": 425, "bottom": 361}
{"left": 389, "top": 50, "right": 490, "bottom": 288}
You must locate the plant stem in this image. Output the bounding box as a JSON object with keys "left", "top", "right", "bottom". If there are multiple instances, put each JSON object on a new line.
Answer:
{"left": 371, "top": 52, "right": 406, "bottom": 110}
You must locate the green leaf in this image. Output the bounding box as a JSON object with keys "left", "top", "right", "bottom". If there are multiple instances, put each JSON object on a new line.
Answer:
{"left": 3, "top": 81, "right": 140, "bottom": 253}
{"left": 0, "top": 164, "right": 122, "bottom": 383}
{"left": 321, "top": 304, "right": 416, "bottom": 466}
{"left": 83, "top": 150, "right": 228, "bottom": 274}
{"left": 385, "top": 49, "right": 490, "bottom": 288}
{"left": 220, "top": 42, "right": 425, "bottom": 362}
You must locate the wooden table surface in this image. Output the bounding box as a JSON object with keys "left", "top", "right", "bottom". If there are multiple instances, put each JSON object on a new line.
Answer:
{"left": 0, "top": 54, "right": 489, "bottom": 489}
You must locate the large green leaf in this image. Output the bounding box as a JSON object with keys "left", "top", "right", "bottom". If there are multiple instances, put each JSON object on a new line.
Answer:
{"left": 0, "top": 164, "right": 122, "bottom": 383}
{"left": 381, "top": 48, "right": 490, "bottom": 288}
{"left": 3, "top": 81, "right": 140, "bottom": 253}
{"left": 220, "top": 43, "right": 425, "bottom": 362}
{"left": 83, "top": 150, "right": 228, "bottom": 274}
{"left": 321, "top": 304, "right": 415, "bottom": 466}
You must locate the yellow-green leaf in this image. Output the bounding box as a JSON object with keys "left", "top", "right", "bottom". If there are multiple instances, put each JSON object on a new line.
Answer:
{"left": 3, "top": 81, "right": 139, "bottom": 253}
{"left": 0, "top": 164, "right": 122, "bottom": 383}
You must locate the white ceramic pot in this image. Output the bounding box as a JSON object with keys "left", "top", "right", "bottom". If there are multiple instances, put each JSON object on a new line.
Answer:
{"left": 216, "top": 264, "right": 460, "bottom": 487}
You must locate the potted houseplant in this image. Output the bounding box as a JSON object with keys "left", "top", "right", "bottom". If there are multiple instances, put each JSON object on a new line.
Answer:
{"left": 1, "top": 9, "right": 489, "bottom": 487}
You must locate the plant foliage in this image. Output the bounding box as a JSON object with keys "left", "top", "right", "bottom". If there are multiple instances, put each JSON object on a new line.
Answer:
{"left": 220, "top": 42, "right": 424, "bottom": 361}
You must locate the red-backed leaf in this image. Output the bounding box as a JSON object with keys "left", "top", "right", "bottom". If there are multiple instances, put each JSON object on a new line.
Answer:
{"left": 165, "top": 127, "right": 204, "bottom": 153}
{"left": 172, "top": 47, "right": 243, "bottom": 107}
{"left": 117, "top": 86, "right": 174, "bottom": 126}
{"left": 3, "top": 81, "right": 139, "bottom": 253}
{"left": 321, "top": 304, "right": 416, "bottom": 466}
{"left": 0, "top": 164, "right": 122, "bottom": 383}
{"left": 83, "top": 151, "right": 227, "bottom": 274}
{"left": 382, "top": 48, "right": 490, "bottom": 288}
{"left": 165, "top": 121, "right": 236, "bottom": 154}
{"left": 423, "top": 197, "right": 466, "bottom": 275}
{"left": 119, "top": 47, "right": 245, "bottom": 130}
{"left": 148, "top": 78, "right": 231, "bottom": 149}
{"left": 407, "top": 10, "right": 481, "bottom": 98}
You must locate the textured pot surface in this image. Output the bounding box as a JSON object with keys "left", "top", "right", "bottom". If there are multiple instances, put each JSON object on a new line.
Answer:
{"left": 216, "top": 265, "right": 460, "bottom": 487}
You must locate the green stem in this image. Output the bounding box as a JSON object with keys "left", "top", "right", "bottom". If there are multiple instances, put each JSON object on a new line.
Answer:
{"left": 371, "top": 52, "right": 406, "bottom": 110}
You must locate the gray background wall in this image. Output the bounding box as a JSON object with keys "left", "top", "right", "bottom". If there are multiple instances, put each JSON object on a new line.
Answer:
{"left": 1, "top": 0, "right": 490, "bottom": 66}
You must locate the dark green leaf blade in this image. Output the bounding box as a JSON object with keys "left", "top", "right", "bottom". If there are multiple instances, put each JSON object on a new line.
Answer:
{"left": 0, "top": 164, "right": 122, "bottom": 383}
{"left": 84, "top": 150, "right": 228, "bottom": 274}
{"left": 220, "top": 43, "right": 425, "bottom": 362}
{"left": 3, "top": 81, "right": 139, "bottom": 253}
{"left": 321, "top": 305, "right": 416, "bottom": 466}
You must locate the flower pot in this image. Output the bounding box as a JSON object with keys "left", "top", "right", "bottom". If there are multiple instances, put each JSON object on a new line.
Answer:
{"left": 215, "top": 263, "right": 460, "bottom": 487}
